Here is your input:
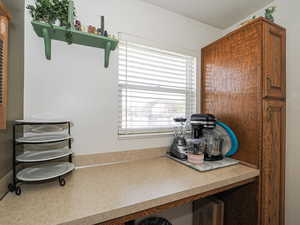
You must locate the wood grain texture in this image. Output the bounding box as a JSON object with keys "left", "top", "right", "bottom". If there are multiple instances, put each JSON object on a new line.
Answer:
{"left": 204, "top": 17, "right": 285, "bottom": 51}
{"left": 193, "top": 199, "right": 214, "bottom": 225}
{"left": 212, "top": 199, "right": 224, "bottom": 225}
{"left": 218, "top": 181, "right": 259, "bottom": 225}
{"left": 263, "top": 23, "right": 286, "bottom": 100}
{"left": 97, "top": 178, "right": 256, "bottom": 225}
{"left": 201, "top": 17, "right": 286, "bottom": 225}
{"left": 201, "top": 20, "right": 263, "bottom": 166}
{"left": 0, "top": 15, "right": 8, "bottom": 129}
{"left": 261, "top": 100, "right": 286, "bottom": 225}
{"left": 193, "top": 198, "right": 224, "bottom": 225}
{"left": 200, "top": 22, "right": 263, "bottom": 225}
{"left": 0, "top": 2, "right": 11, "bottom": 20}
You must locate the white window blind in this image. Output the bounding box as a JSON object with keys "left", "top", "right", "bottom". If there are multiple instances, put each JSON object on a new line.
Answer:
{"left": 118, "top": 40, "right": 197, "bottom": 135}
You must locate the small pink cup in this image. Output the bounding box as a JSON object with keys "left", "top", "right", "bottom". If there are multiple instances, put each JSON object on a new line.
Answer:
{"left": 187, "top": 153, "right": 204, "bottom": 165}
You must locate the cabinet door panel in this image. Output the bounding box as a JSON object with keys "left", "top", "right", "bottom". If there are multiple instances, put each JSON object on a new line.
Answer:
{"left": 262, "top": 100, "right": 285, "bottom": 225}
{"left": 263, "top": 23, "right": 286, "bottom": 99}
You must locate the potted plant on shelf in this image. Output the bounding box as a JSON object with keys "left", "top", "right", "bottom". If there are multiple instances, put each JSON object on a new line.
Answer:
{"left": 27, "top": 0, "right": 58, "bottom": 24}
{"left": 26, "top": 0, "right": 76, "bottom": 26}
{"left": 27, "top": 0, "right": 118, "bottom": 67}
{"left": 53, "top": 0, "right": 75, "bottom": 27}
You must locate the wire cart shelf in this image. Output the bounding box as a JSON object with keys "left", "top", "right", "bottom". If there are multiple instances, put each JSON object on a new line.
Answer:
{"left": 8, "top": 120, "right": 74, "bottom": 196}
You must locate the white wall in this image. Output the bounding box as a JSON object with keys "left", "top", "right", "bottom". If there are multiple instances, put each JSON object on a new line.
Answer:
{"left": 222, "top": 2, "right": 300, "bottom": 225}
{"left": 0, "top": 0, "right": 24, "bottom": 180}
{"left": 23, "top": 0, "right": 300, "bottom": 224}
{"left": 24, "top": 0, "right": 221, "bottom": 155}
{"left": 24, "top": 3, "right": 221, "bottom": 223}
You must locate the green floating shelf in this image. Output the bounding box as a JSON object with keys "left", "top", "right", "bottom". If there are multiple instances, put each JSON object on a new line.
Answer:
{"left": 32, "top": 21, "right": 118, "bottom": 68}
{"left": 31, "top": 1, "right": 118, "bottom": 68}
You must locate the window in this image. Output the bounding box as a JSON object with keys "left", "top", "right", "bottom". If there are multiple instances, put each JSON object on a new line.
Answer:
{"left": 118, "top": 40, "right": 197, "bottom": 135}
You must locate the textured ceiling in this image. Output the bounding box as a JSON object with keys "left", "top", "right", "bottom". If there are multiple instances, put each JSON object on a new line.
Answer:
{"left": 139, "top": 0, "right": 274, "bottom": 28}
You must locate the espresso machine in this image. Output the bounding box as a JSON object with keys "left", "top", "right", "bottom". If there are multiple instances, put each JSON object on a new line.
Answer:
{"left": 190, "top": 114, "right": 224, "bottom": 161}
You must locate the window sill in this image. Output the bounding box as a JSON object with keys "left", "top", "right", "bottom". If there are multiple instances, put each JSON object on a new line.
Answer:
{"left": 118, "top": 132, "right": 173, "bottom": 140}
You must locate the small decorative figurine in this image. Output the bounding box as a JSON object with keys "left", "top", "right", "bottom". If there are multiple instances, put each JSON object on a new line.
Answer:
{"left": 80, "top": 24, "right": 86, "bottom": 32}
{"left": 74, "top": 20, "right": 81, "bottom": 31}
{"left": 101, "top": 16, "right": 105, "bottom": 35}
{"left": 265, "top": 6, "right": 276, "bottom": 22}
{"left": 96, "top": 15, "right": 105, "bottom": 35}
{"left": 88, "top": 25, "right": 96, "bottom": 34}
{"left": 104, "top": 30, "right": 108, "bottom": 37}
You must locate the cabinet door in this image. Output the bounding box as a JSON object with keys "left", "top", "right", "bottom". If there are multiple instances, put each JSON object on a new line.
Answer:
{"left": 263, "top": 23, "right": 286, "bottom": 99}
{"left": 262, "top": 100, "right": 285, "bottom": 225}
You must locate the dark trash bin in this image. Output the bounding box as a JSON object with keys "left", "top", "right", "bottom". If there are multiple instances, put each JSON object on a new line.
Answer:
{"left": 138, "top": 217, "right": 172, "bottom": 225}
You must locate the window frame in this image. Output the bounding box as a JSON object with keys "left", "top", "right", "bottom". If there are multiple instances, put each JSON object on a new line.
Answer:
{"left": 118, "top": 39, "right": 199, "bottom": 136}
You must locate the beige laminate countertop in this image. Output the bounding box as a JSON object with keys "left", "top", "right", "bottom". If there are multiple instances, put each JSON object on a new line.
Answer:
{"left": 0, "top": 157, "right": 259, "bottom": 225}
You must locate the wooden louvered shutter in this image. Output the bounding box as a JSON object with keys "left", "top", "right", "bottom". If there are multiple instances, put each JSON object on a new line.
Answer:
{"left": 0, "top": 16, "right": 8, "bottom": 129}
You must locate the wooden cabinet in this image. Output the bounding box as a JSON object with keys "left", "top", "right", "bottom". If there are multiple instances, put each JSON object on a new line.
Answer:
{"left": 201, "top": 20, "right": 263, "bottom": 166}
{"left": 201, "top": 17, "right": 286, "bottom": 225}
{"left": 263, "top": 23, "right": 286, "bottom": 99}
{"left": 262, "top": 100, "right": 285, "bottom": 225}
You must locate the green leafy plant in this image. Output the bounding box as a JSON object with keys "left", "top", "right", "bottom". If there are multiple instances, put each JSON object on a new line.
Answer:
{"left": 27, "top": 0, "right": 76, "bottom": 45}
{"left": 52, "top": 0, "right": 75, "bottom": 44}
{"left": 27, "top": 0, "right": 76, "bottom": 26}
{"left": 53, "top": 0, "right": 76, "bottom": 26}
{"left": 27, "top": 0, "right": 57, "bottom": 24}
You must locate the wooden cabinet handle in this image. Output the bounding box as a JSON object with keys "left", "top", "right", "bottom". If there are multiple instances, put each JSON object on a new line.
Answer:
{"left": 266, "top": 76, "right": 272, "bottom": 88}
{"left": 267, "top": 107, "right": 272, "bottom": 121}
{"left": 266, "top": 76, "right": 281, "bottom": 90}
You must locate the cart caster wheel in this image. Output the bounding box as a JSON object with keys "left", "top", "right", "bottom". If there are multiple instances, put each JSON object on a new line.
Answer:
{"left": 15, "top": 186, "right": 21, "bottom": 196}
{"left": 59, "top": 177, "right": 66, "bottom": 186}
{"left": 8, "top": 183, "right": 15, "bottom": 192}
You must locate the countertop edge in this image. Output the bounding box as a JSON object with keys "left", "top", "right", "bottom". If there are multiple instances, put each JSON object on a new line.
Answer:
{"left": 62, "top": 168, "right": 259, "bottom": 225}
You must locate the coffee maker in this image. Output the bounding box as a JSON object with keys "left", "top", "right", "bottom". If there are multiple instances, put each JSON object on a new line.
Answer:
{"left": 190, "top": 114, "right": 223, "bottom": 161}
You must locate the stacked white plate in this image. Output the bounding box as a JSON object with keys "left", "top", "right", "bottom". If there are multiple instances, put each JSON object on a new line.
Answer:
{"left": 17, "top": 162, "right": 75, "bottom": 182}
{"left": 16, "top": 134, "right": 72, "bottom": 144}
{"left": 16, "top": 149, "right": 72, "bottom": 163}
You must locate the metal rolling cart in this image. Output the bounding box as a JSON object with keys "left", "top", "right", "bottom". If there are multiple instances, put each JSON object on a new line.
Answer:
{"left": 8, "top": 120, "right": 74, "bottom": 195}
